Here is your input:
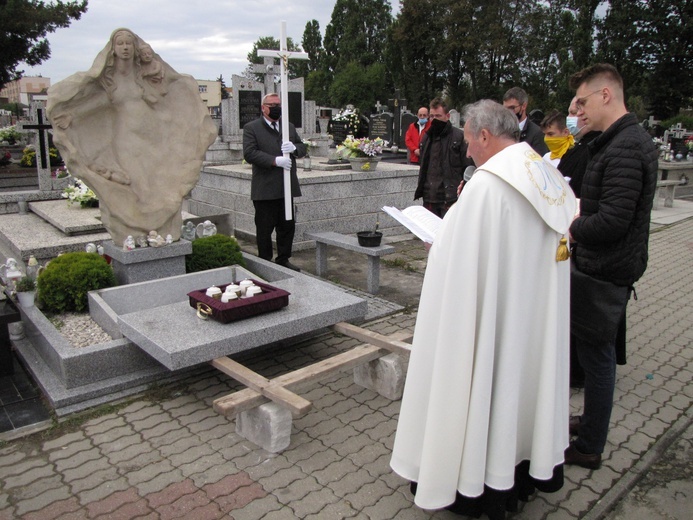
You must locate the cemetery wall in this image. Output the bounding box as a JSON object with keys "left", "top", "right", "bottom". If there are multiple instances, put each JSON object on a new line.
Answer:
{"left": 187, "top": 163, "right": 421, "bottom": 249}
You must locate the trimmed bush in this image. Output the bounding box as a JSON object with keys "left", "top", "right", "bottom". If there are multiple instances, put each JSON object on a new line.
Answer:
{"left": 185, "top": 234, "right": 245, "bottom": 273}
{"left": 37, "top": 252, "right": 116, "bottom": 313}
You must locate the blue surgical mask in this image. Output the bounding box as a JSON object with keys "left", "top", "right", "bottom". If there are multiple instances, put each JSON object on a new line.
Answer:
{"left": 566, "top": 116, "right": 579, "bottom": 136}
{"left": 419, "top": 118, "right": 428, "bottom": 125}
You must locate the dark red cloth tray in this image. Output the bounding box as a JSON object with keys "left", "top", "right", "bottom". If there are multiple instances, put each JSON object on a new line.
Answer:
{"left": 188, "top": 279, "right": 290, "bottom": 324}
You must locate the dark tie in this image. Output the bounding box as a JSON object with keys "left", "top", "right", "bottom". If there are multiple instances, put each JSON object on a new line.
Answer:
{"left": 272, "top": 122, "right": 278, "bottom": 133}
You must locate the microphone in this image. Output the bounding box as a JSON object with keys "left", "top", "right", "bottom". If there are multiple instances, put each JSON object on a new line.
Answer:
{"left": 463, "top": 165, "right": 476, "bottom": 182}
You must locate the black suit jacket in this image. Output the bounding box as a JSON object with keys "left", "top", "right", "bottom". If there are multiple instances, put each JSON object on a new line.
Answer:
{"left": 243, "top": 117, "right": 306, "bottom": 201}
{"left": 521, "top": 118, "right": 549, "bottom": 156}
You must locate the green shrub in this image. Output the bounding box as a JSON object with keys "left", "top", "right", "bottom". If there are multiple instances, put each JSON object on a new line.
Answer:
{"left": 660, "top": 115, "right": 693, "bottom": 131}
{"left": 185, "top": 234, "right": 245, "bottom": 273}
{"left": 37, "top": 252, "right": 116, "bottom": 313}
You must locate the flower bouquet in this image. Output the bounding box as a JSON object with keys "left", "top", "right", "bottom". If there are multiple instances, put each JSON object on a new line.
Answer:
{"left": 337, "top": 136, "right": 389, "bottom": 172}
{"left": 62, "top": 178, "right": 99, "bottom": 208}
{"left": 330, "top": 109, "right": 362, "bottom": 136}
{"left": 302, "top": 139, "right": 315, "bottom": 156}
{"left": 337, "top": 136, "right": 388, "bottom": 158}
{"left": 52, "top": 166, "right": 70, "bottom": 178}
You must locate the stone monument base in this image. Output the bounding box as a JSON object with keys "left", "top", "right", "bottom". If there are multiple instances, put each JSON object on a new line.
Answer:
{"left": 103, "top": 239, "right": 192, "bottom": 285}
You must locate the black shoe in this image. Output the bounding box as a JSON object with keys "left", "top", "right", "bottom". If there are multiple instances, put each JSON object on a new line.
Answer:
{"left": 276, "top": 260, "right": 301, "bottom": 272}
{"left": 569, "top": 416, "right": 581, "bottom": 436}
{"left": 564, "top": 442, "right": 601, "bottom": 470}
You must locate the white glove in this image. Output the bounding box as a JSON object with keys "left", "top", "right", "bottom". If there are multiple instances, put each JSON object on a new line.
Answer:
{"left": 281, "top": 141, "right": 297, "bottom": 154}
{"left": 275, "top": 156, "right": 292, "bottom": 169}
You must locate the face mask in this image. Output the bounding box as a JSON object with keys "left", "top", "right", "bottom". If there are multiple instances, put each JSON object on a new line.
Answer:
{"left": 515, "top": 109, "right": 523, "bottom": 121}
{"left": 544, "top": 135, "right": 575, "bottom": 160}
{"left": 418, "top": 118, "right": 428, "bottom": 125}
{"left": 566, "top": 116, "right": 580, "bottom": 135}
{"left": 428, "top": 118, "right": 447, "bottom": 136}
{"left": 268, "top": 106, "right": 282, "bottom": 121}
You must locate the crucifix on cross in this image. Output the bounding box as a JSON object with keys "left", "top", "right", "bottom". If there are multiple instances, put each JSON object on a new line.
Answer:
{"left": 257, "top": 21, "right": 309, "bottom": 221}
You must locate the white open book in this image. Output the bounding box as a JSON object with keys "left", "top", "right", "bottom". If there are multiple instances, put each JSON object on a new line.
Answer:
{"left": 382, "top": 206, "right": 443, "bottom": 244}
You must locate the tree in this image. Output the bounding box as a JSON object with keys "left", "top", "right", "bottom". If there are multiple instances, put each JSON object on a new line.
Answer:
{"left": 328, "top": 61, "right": 387, "bottom": 113}
{"left": 323, "top": 0, "right": 393, "bottom": 72}
{"left": 643, "top": 0, "right": 693, "bottom": 118}
{"left": 217, "top": 75, "right": 230, "bottom": 99}
{"left": 302, "top": 20, "right": 323, "bottom": 74}
{"left": 0, "top": 0, "right": 88, "bottom": 91}
{"left": 388, "top": 0, "right": 447, "bottom": 107}
{"left": 592, "top": 0, "right": 692, "bottom": 119}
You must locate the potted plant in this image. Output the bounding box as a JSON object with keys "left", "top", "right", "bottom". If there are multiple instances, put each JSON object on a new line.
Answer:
{"left": 15, "top": 276, "right": 36, "bottom": 307}
{"left": 337, "top": 135, "right": 388, "bottom": 171}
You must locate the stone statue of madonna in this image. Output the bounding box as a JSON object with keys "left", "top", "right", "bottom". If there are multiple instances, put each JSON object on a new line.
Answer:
{"left": 47, "top": 28, "right": 217, "bottom": 244}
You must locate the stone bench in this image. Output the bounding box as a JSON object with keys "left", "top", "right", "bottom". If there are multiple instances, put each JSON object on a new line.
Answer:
{"left": 304, "top": 231, "right": 396, "bottom": 294}
{"left": 654, "top": 179, "right": 682, "bottom": 209}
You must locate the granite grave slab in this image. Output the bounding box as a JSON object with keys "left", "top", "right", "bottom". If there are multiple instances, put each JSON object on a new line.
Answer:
{"left": 91, "top": 255, "right": 368, "bottom": 370}
{"left": 29, "top": 199, "right": 105, "bottom": 235}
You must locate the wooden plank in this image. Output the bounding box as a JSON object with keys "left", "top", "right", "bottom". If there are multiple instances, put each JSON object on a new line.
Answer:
{"left": 213, "top": 331, "right": 410, "bottom": 417}
{"left": 211, "top": 357, "right": 312, "bottom": 415}
{"left": 331, "top": 322, "right": 412, "bottom": 355}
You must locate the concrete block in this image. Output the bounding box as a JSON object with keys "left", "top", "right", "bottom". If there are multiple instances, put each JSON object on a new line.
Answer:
{"left": 236, "top": 402, "right": 292, "bottom": 453}
{"left": 353, "top": 353, "right": 405, "bottom": 400}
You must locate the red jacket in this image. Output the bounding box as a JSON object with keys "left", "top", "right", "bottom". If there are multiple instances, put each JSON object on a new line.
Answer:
{"left": 405, "top": 120, "right": 431, "bottom": 163}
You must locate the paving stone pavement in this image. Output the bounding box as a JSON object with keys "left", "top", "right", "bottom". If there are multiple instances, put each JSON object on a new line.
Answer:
{"left": 0, "top": 218, "right": 691, "bottom": 519}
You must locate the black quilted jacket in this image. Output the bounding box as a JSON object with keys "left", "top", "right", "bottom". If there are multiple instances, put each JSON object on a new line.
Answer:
{"left": 569, "top": 113, "right": 658, "bottom": 286}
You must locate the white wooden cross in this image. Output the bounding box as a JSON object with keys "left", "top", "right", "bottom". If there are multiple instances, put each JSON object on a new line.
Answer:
{"left": 258, "top": 21, "right": 309, "bottom": 220}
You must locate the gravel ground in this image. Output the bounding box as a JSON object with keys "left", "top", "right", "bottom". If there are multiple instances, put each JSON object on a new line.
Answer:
{"left": 50, "top": 312, "right": 112, "bottom": 348}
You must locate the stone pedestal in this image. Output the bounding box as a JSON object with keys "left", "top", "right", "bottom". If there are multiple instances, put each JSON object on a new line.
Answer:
{"left": 102, "top": 240, "right": 192, "bottom": 285}
{"left": 353, "top": 353, "right": 405, "bottom": 400}
{"left": 236, "top": 402, "right": 292, "bottom": 453}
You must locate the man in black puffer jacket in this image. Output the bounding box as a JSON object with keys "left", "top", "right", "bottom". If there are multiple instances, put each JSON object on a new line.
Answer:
{"left": 564, "top": 64, "right": 658, "bottom": 470}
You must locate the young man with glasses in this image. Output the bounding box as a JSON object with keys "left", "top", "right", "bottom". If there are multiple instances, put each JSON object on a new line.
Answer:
{"left": 243, "top": 93, "right": 307, "bottom": 271}
{"left": 565, "top": 63, "right": 658, "bottom": 469}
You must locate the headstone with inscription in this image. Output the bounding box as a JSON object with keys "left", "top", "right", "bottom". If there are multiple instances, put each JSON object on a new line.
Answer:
{"left": 388, "top": 91, "right": 407, "bottom": 149}
{"left": 369, "top": 112, "right": 393, "bottom": 145}
{"left": 399, "top": 111, "right": 417, "bottom": 149}
{"left": 328, "top": 120, "right": 349, "bottom": 146}
{"left": 224, "top": 75, "right": 264, "bottom": 139}
{"left": 286, "top": 77, "right": 304, "bottom": 130}
{"left": 239, "top": 90, "right": 263, "bottom": 129}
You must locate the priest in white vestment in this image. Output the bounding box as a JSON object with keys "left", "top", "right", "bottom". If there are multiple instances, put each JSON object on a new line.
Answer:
{"left": 390, "top": 100, "right": 577, "bottom": 518}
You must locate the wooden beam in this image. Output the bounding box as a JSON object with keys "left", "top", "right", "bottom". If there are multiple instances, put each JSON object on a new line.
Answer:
{"left": 331, "top": 322, "right": 412, "bottom": 355}
{"left": 213, "top": 331, "right": 410, "bottom": 417}
{"left": 210, "top": 357, "right": 312, "bottom": 416}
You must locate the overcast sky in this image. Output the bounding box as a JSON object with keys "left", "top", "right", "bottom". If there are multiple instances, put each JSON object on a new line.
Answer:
{"left": 23, "top": 1, "right": 401, "bottom": 85}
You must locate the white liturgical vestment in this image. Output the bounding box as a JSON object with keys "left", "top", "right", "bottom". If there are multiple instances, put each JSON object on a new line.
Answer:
{"left": 390, "top": 142, "right": 577, "bottom": 510}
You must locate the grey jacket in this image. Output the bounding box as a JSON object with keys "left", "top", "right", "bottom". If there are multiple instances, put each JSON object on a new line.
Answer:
{"left": 243, "top": 117, "right": 306, "bottom": 200}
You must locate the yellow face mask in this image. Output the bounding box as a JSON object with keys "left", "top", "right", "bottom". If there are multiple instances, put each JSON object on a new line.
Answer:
{"left": 544, "top": 134, "right": 575, "bottom": 160}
